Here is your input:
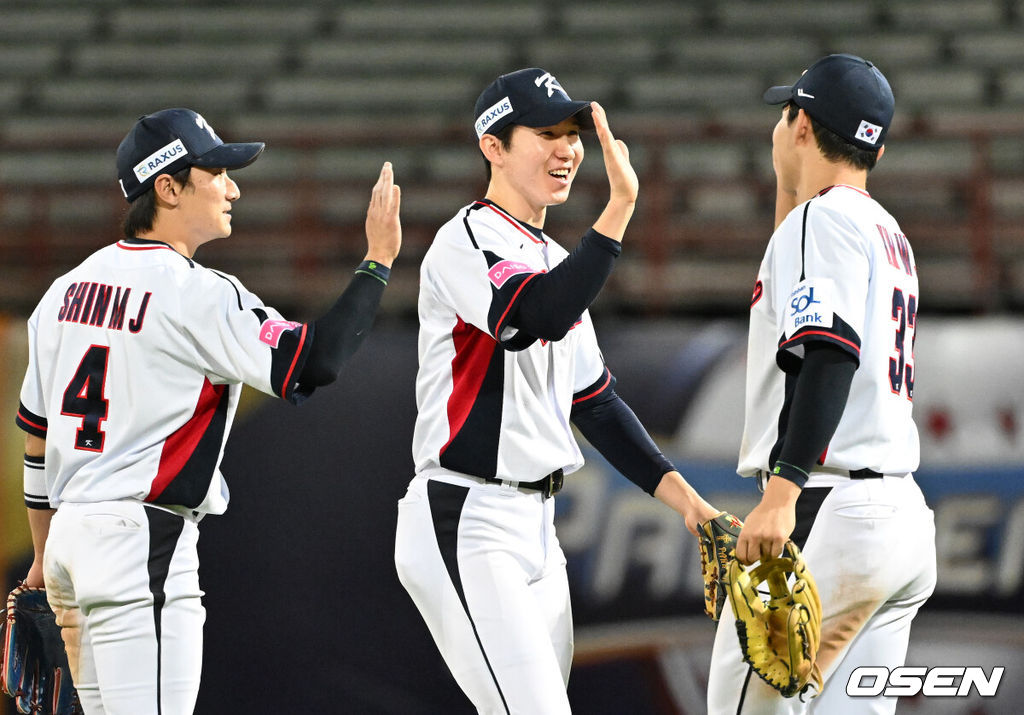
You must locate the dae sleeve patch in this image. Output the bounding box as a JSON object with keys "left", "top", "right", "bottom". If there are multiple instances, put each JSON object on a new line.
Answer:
{"left": 259, "top": 319, "right": 302, "bottom": 348}
{"left": 783, "top": 277, "right": 835, "bottom": 338}
{"left": 487, "top": 259, "right": 534, "bottom": 288}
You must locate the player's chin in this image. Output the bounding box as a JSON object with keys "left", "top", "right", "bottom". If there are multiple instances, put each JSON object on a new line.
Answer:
{"left": 548, "top": 186, "right": 572, "bottom": 205}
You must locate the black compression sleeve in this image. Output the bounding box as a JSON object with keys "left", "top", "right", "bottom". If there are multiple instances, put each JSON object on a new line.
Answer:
{"left": 772, "top": 342, "right": 858, "bottom": 487}
{"left": 571, "top": 389, "right": 674, "bottom": 495}
{"left": 298, "top": 262, "right": 389, "bottom": 387}
{"left": 508, "top": 229, "right": 621, "bottom": 340}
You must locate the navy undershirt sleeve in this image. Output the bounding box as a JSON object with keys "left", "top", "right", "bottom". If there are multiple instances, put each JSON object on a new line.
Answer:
{"left": 771, "top": 341, "right": 858, "bottom": 487}
{"left": 298, "top": 261, "right": 389, "bottom": 387}
{"left": 571, "top": 388, "right": 674, "bottom": 495}
{"left": 506, "top": 229, "right": 621, "bottom": 341}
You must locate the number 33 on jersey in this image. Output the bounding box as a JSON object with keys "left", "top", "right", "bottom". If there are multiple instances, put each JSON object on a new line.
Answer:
{"left": 739, "top": 184, "right": 920, "bottom": 479}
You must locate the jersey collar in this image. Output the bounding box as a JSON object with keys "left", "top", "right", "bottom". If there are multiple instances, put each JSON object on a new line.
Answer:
{"left": 121, "top": 237, "right": 174, "bottom": 248}
{"left": 816, "top": 184, "right": 870, "bottom": 198}
{"left": 118, "top": 237, "right": 194, "bottom": 266}
{"left": 475, "top": 199, "right": 546, "bottom": 244}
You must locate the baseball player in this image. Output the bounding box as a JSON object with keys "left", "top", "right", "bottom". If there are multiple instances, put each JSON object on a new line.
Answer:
{"left": 14, "top": 108, "right": 401, "bottom": 714}
{"left": 706, "top": 55, "right": 937, "bottom": 713}
{"left": 393, "top": 68, "right": 720, "bottom": 714}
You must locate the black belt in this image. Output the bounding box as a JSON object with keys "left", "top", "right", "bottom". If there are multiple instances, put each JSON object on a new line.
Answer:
{"left": 759, "top": 466, "right": 888, "bottom": 483}
{"left": 483, "top": 469, "right": 564, "bottom": 498}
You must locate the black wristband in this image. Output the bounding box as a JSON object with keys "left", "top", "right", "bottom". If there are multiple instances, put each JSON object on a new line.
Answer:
{"left": 355, "top": 260, "right": 390, "bottom": 285}
{"left": 770, "top": 460, "right": 809, "bottom": 488}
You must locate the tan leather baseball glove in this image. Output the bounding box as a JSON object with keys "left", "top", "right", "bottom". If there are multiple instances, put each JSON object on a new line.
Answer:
{"left": 726, "top": 540, "right": 823, "bottom": 698}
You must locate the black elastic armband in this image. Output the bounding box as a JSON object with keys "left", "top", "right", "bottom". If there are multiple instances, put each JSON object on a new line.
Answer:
{"left": 355, "top": 260, "right": 390, "bottom": 285}
{"left": 299, "top": 264, "right": 389, "bottom": 387}
{"left": 571, "top": 387, "right": 673, "bottom": 496}
{"left": 769, "top": 460, "right": 809, "bottom": 489}
{"left": 507, "top": 230, "right": 620, "bottom": 340}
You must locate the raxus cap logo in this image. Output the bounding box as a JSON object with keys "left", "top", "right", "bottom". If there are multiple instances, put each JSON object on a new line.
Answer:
{"left": 856, "top": 119, "right": 883, "bottom": 145}
{"left": 475, "top": 96, "right": 513, "bottom": 139}
{"left": 133, "top": 138, "right": 188, "bottom": 182}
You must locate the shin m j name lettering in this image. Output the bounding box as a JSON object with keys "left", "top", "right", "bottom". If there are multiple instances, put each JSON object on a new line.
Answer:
{"left": 56, "top": 281, "right": 152, "bottom": 333}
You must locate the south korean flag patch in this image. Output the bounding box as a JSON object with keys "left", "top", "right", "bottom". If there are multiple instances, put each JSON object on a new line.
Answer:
{"left": 855, "top": 119, "right": 882, "bottom": 145}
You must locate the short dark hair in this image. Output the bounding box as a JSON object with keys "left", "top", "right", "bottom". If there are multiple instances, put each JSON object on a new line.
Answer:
{"left": 482, "top": 123, "right": 517, "bottom": 181}
{"left": 786, "top": 102, "right": 879, "bottom": 172}
{"left": 121, "top": 165, "right": 192, "bottom": 239}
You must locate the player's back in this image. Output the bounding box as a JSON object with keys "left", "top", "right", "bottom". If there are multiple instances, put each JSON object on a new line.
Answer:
{"left": 741, "top": 185, "right": 920, "bottom": 478}
{"left": 21, "top": 239, "right": 238, "bottom": 511}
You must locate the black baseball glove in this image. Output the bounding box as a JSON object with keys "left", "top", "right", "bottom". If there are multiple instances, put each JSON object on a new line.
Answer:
{"left": 1, "top": 583, "right": 83, "bottom": 715}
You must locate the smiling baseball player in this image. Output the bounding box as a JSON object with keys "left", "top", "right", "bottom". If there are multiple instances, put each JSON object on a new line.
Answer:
{"left": 394, "top": 68, "right": 719, "bottom": 714}
{"left": 706, "top": 55, "right": 937, "bottom": 713}
{"left": 13, "top": 108, "right": 400, "bottom": 713}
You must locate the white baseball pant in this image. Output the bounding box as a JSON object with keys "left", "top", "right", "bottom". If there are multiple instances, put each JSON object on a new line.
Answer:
{"left": 395, "top": 474, "right": 573, "bottom": 715}
{"left": 43, "top": 501, "right": 204, "bottom": 715}
{"left": 707, "top": 474, "right": 937, "bottom": 714}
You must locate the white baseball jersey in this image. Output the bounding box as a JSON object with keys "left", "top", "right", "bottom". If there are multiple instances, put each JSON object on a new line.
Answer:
{"left": 17, "top": 238, "right": 313, "bottom": 514}
{"left": 739, "top": 184, "right": 920, "bottom": 483}
{"left": 412, "top": 200, "right": 609, "bottom": 482}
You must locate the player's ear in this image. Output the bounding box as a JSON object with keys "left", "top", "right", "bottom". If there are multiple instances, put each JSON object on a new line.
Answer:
{"left": 152, "top": 173, "right": 181, "bottom": 207}
{"left": 479, "top": 134, "right": 505, "bottom": 168}
{"left": 793, "top": 108, "right": 813, "bottom": 146}
{"left": 875, "top": 145, "right": 885, "bottom": 162}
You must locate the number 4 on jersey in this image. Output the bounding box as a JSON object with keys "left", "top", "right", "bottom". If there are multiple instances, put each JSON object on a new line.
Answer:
{"left": 61, "top": 345, "right": 110, "bottom": 452}
{"left": 890, "top": 288, "right": 916, "bottom": 400}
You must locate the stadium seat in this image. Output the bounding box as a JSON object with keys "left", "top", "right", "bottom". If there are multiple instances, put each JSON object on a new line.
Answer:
{"left": 664, "top": 143, "right": 747, "bottom": 179}
{"left": 71, "top": 43, "right": 287, "bottom": 78}
{"left": 991, "top": 178, "right": 1024, "bottom": 218}
{"left": 714, "top": 1, "right": 877, "bottom": 31}
{"left": 422, "top": 147, "right": 482, "bottom": 181}
{"left": 558, "top": 4, "right": 702, "bottom": 35}
{"left": 889, "top": 69, "right": 989, "bottom": 109}
{"left": 522, "top": 39, "right": 658, "bottom": 74}
{"left": 0, "top": 151, "right": 113, "bottom": 186}
{"left": 952, "top": 32, "right": 1024, "bottom": 67}
{"left": 301, "top": 39, "right": 514, "bottom": 74}
{"left": 626, "top": 73, "right": 764, "bottom": 111}
{"left": 337, "top": 4, "right": 546, "bottom": 37}
{"left": 873, "top": 140, "right": 975, "bottom": 177}
{"left": 824, "top": 33, "right": 942, "bottom": 68}
{"left": 34, "top": 78, "right": 250, "bottom": 115}
{"left": 0, "top": 45, "right": 62, "bottom": 78}
{"left": 312, "top": 147, "right": 420, "bottom": 182}
{"left": 667, "top": 37, "right": 818, "bottom": 71}
{"left": 885, "top": 0, "right": 1004, "bottom": 30}
{"left": 687, "top": 184, "right": 759, "bottom": 219}
{"left": 260, "top": 77, "right": 471, "bottom": 115}
{"left": 109, "top": 7, "right": 323, "bottom": 39}
{"left": 998, "top": 70, "right": 1024, "bottom": 104}
{"left": 0, "top": 82, "right": 24, "bottom": 116}
{"left": 0, "top": 9, "right": 97, "bottom": 40}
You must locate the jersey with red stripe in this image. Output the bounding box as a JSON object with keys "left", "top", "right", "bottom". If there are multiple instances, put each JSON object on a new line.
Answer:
{"left": 16, "top": 238, "right": 312, "bottom": 514}
{"left": 412, "top": 200, "right": 608, "bottom": 481}
{"left": 739, "top": 184, "right": 920, "bottom": 482}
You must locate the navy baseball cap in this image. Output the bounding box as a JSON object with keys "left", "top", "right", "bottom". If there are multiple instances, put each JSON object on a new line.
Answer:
{"left": 763, "top": 53, "right": 894, "bottom": 151}
{"left": 116, "top": 108, "right": 265, "bottom": 202}
{"left": 474, "top": 68, "right": 593, "bottom": 139}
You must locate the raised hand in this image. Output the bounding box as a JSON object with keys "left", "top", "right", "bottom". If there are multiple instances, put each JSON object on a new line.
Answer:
{"left": 592, "top": 101, "right": 638, "bottom": 207}
{"left": 365, "top": 162, "right": 402, "bottom": 266}
{"left": 590, "top": 102, "right": 638, "bottom": 241}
